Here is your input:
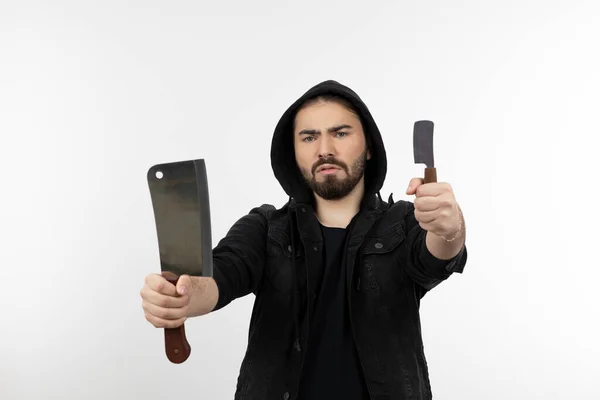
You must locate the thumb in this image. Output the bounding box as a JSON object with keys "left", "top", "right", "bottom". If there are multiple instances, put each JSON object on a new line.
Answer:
{"left": 176, "top": 274, "right": 192, "bottom": 295}
{"left": 406, "top": 177, "right": 424, "bottom": 195}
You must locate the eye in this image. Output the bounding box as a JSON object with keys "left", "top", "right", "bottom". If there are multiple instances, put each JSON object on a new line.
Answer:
{"left": 335, "top": 131, "right": 348, "bottom": 137}
{"left": 302, "top": 136, "right": 316, "bottom": 142}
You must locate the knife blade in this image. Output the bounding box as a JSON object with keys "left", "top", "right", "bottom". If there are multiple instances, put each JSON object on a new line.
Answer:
{"left": 147, "top": 159, "right": 213, "bottom": 364}
{"left": 413, "top": 120, "right": 437, "bottom": 183}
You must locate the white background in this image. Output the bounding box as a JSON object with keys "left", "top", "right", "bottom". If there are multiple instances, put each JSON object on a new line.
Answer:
{"left": 1, "top": 1, "right": 599, "bottom": 399}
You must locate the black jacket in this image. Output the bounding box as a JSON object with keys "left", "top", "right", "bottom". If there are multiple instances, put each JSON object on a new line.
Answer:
{"left": 211, "top": 80, "right": 468, "bottom": 400}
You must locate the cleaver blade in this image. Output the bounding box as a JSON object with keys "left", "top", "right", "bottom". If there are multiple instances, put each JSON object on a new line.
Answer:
{"left": 147, "top": 159, "right": 213, "bottom": 364}
{"left": 413, "top": 120, "right": 438, "bottom": 183}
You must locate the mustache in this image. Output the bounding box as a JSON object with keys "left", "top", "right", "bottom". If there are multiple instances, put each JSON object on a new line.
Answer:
{"left": 312, "top": 157, "right": 348, "bottom": 174}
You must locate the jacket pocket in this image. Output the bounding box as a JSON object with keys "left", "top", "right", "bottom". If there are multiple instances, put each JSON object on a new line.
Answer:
{"left": 359, "top": 223, "right": 406, "bottom": 292}
{"left": 362, "top": 227, "right": 406, "bottom": 255}
{"left": 265, "top": 227, "right": 304, "bottom": 296}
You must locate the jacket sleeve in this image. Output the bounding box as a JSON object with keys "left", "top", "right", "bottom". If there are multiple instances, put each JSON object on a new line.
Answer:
{"left": 399, "top": 201, "right": 468, "bottom": 292}
{"left": 210, "top": 205, "right": 272, "bottom": 311}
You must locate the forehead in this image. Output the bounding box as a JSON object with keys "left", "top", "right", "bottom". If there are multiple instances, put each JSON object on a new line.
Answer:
{"left": 293, "top": 101, "right": 361, "bottom": 131}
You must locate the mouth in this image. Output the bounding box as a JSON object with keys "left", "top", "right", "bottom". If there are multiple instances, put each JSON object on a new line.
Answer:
{"left": 316, "top": 164, "right": 341, "bottom": 174}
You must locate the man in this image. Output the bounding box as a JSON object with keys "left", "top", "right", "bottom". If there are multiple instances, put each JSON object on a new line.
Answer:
{"left": 140, "top": 80, "right": 468, "bottom": 400}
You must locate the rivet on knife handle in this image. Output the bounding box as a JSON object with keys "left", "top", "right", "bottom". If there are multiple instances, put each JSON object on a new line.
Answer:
{"left": 413, "top": 120, "right": 437, "bottom": 183}
{"left": 162, "top": 271, "right": 191, "bottom": 364}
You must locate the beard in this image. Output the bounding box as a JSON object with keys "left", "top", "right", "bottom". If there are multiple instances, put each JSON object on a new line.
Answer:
{"left": 299, "top": 149, "right": 368, "bottom": 200}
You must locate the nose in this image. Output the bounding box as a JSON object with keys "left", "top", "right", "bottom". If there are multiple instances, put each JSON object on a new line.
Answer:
{"left": 317, "top": 135, "right": 335, "bottom": 159}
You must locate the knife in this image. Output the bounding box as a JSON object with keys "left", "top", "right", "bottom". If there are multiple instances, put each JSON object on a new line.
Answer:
{"left": 413, "top": 120, "right": 437, "bottom": 183}
{"left": 147, "top": 159, "right": 214, "bottom": 364}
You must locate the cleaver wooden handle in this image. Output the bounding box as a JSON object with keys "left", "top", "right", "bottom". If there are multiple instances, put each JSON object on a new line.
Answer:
{"left": 161, "top": 271, "right": 191, "bottom": 364}
{"left": 424, "top": 167, "right": 437, "bottom": 184}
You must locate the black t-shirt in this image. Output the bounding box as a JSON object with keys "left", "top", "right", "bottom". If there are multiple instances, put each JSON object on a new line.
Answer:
{"left": 297, "top": 224, "right": 370, "bottom": 400}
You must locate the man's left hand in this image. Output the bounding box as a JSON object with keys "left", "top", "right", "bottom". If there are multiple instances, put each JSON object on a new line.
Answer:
{"left": 405, "top": 178, "right": 461, "bottom": 239}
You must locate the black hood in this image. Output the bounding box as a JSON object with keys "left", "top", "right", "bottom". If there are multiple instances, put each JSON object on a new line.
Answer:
{"left": 270, "top": 80, "right": 387, "bottom": 204}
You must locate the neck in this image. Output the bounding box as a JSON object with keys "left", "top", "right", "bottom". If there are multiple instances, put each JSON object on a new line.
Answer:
{"left": 313, "top": 178, "right": 365, "bottom": 229}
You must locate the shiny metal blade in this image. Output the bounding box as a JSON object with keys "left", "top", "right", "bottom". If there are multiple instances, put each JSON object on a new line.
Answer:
{"left": 147, "top": 159, "right": 213, "bottom": 278}
{"left": 413, "top": 120, "right": 435, "bottom": 168}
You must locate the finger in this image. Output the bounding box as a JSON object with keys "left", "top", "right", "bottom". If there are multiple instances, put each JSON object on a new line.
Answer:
{"left": 406, "top": 177, "right": 424, "bottom": 195}
{"left": 415, "top": 182, "right": 452, "bottom": 198}
{"left": 414, "top": 209, "right": 438, "bottom": 224}
{"left": 177, "top": 274, "right": 192, "bottom": 295}
{"left": 140, "top": 285, "right": 189, "bottom": 309}
{"left": 414, "top": 197, "right": 441, "bottom": 212}
{"left": 417, "top": 195, "right": 456, "bottom": 213}
{"left": 145, "top": 312, "right": 187, "bottom": 329}
{"left": 418, "top": 221, "right": 436, "bottom": 232}
{"left": 146, "top": 274, "right": 178, "bottom": 296}
{"left": 142, "top": 299, "right": 189, "bottom": 321}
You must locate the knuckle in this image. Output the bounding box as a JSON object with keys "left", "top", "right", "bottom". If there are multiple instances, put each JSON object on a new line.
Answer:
{"left": 140, "top": 286, "right": 151, "bottom": 298}
{"left": 440, "top": 198, "right": 453, "bottom": 208}
{"left": 146, "top": 273, "right": 158, "bottom": 286}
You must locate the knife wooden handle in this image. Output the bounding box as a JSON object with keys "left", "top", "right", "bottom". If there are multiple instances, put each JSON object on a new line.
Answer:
{"left": 424, "top": 167, "right": 437, "bottom": 184}
{"left": 161, "top": 271, "right": 191, "bottom": 364}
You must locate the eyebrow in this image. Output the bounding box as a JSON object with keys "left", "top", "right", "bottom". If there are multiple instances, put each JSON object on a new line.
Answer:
{"left": 298, "top": 124, "right": 353, "bottom": 136}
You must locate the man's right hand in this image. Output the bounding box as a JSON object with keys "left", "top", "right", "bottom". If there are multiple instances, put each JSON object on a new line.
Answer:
{"left": 140, "top": 273, "right": 192, "bottom": 329}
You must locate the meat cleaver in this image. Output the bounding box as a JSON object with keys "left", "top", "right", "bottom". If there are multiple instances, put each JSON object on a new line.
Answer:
{"left": 147, "top": 159, "right": 213, "bottom": 364}
{"left": 413, "top": 120, "right": 438, "bottom": 183}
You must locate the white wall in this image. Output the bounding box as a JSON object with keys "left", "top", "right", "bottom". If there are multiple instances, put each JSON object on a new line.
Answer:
{"left": 1, "top": 1, "right": 599, "bottom": 399}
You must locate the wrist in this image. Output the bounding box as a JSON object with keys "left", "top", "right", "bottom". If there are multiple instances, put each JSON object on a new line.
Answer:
{"left": 187, "top": 276, "right": 219, "bottom": 317}
{"left": 439, "top": 205, "right": 463, "bottom": 242}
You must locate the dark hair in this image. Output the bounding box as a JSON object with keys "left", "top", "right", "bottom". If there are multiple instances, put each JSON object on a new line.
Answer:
{"left": 299, "top": 94, "right": 359, "bottom": 116}
{"left": 293, "top": 94, "right": 372, "bottom": 151}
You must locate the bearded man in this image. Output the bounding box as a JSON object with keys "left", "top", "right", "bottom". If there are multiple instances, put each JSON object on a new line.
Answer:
{"left": 140, "top": 80, "right": 468, "bottom": 400}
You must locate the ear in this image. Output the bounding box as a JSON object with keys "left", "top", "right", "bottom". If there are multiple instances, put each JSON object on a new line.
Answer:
{"left": 366, "top": 148, "right": 372, "bottom": 160}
